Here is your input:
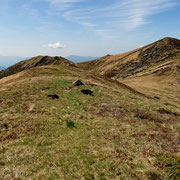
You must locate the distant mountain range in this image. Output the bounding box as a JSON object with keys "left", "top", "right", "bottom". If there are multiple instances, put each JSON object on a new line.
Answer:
{"left": 0, "top": 55, "right": 98, "bottom": 67}
{"left": 66, "top": 55, "right": 99, "bottom": 62}
{"left": 0, "top": 56, "right": 27, "bottom": 68}
{"left": 0, "top": 66, "right": 5, "bottom": 71}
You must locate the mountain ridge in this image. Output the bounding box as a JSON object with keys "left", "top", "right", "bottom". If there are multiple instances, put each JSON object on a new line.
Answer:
{"left": 77, "top": 37, "right": 180, "bottom": 106}
{"left": 78, "top": 37, "right": 180, "bottom": 78}
{"left": 1, "top": 37, "right": 180, "bottom": 106}
{"left": 0, "top": 55, "right": 76, "bottom": 79}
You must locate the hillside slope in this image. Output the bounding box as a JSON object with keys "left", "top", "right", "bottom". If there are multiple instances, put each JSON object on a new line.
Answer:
{"left": 0, "top": 59, "right": 179, "bottom": 179}
{"left": 78, "top": 37, "right": 180, "bottom": 106}
{"left": 78, "top": 37, "right": 180, "bottom": 78}
{"left": 0, "top": 55, "right": 76, "bottom": 79}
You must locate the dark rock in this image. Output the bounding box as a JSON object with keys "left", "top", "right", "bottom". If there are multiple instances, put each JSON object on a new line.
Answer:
{"left": 47, "top": 94, "right": 59, "bottom": 99}
{"left": 73, "top": 80, "right": 84, "bottom": 86}
{"left": 81, "top": 89, "right": 94, "bottom": 96}
{"left": 154, "top": 96, "right": 160, "bottom": 100}
{"left": 67, "top": 63, "right": 77, "bottom": 67}
{"left": 3, "top": 123, "right": 9, "bottom": 130}
{"left": 0, "top": 161, "right": 5, "bottom": 166}
{"left": 34, "top": 56, "right": 49, "bottom": 67}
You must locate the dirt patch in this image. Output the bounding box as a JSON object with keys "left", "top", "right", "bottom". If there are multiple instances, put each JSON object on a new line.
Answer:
{"left": 90, "top": 102, "right": 125, "bottom": 120}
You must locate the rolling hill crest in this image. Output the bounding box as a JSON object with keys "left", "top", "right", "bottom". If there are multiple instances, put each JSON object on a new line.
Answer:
{"left": 78, "top": 37, "right": 180, "bottom": 79}
{"left": 0, "top": 55, "right": 76, "bottom": 79}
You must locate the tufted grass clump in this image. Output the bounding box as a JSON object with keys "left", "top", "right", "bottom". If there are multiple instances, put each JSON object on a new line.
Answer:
{"left": 135, "top": 109, "right": 163, "bottom": 123}
{"left": 66, "top": 120, "right": 75, "bottom": 128}
{"left": 158, "top": 108, "right": 179, "bottom": 116}
{"left": 145, "top": 171, "right": 162, "bottom": 180}
{"left": 155, "top": 153, "right": 180, "bottom": 180}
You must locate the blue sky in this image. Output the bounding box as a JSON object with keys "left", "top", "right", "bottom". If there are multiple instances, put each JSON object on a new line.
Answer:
{"left": 0, "top": 0, "right": 180, "bottom": 62}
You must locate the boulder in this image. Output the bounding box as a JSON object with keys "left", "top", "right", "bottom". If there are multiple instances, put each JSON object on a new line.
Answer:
{"left": 73, "top": 80, "right": 85, "bottom": 86}
{"left": 47, "top": 94, "right": 59, "bottom": 99}
{"left": 154, "top": 96, "right": 160, "bottom": 100}
{"left": 81, "top": 89, "right": 94, "bottom": 96}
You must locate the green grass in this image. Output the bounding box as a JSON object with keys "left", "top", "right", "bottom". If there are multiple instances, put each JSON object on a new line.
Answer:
{"left": 66, "top": 120, "right": 76, "bottom": 128}
{"left": 0, "top": 65, "right": 180, "bottom": 179}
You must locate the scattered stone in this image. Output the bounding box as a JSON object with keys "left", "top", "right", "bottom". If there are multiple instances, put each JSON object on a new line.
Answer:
{"left": 29, "top": 104, "right": 35, "bottom": 112}
{"left": 154, "top": 96, "right": 160, "bottom": 100}
{"left": 81, "top": 89, "right": 94, "bottom": 96}
{"left": 67, "top": 63, "right": 77, "bottom": 67}
{"left": 47, "top": 94, "right": 59, "bottom": 99}
{"left": 0, "top": 161, "right": 5, "bottom": 166}
{"left": 3, "top": 123, "right": 8, "bottom": 130}
{"left": 73, "top": 80, "right": 85, "bottom": 86}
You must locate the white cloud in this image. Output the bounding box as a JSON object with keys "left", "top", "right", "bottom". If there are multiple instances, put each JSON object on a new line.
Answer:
{"left": 48, "top": 42, "right": 66, "bottom": 49}
{"left": 62, "top": 0, "right": 177, "bottom": 33}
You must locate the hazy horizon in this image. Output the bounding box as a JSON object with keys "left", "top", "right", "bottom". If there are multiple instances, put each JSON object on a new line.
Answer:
{"left": 0, "top": 54, "right": 100, "bottom": 67}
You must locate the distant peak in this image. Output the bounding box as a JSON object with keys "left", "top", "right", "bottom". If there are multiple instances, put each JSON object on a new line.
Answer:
{"left": 164, "top": 37, "right": 179, "bottom": 40}
{"left": 158, "top": 37, "right": 180, "bottom": 43}
{"left": 0, "top": 55, "right": 75, "bottom": 79}
{"left": 154, "top": 37, "right": 180, "bottom": 50}
{"left": 159, "top": 36, "right": 177, "bottom": 40}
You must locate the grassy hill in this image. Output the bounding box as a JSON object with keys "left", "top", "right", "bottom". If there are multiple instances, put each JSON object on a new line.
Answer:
{"left": 78, "top": 37, "right": 180, "bottom": 78}
{"left": 0, "top": 40, "right": 180, "bottom": 179}
{"left": 0, "top": 55, "right": 76, "bottom": 79}
{"left": 78, "top": 37, "right": 180, "bottom": 107}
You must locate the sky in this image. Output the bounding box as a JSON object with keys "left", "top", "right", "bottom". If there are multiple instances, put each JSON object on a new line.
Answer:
{"left": 0, "top": 0, "right": 180, "bottom": 66}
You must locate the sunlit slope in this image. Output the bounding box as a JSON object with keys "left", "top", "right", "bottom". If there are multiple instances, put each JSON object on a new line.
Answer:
{"left": 122, "top": 54, "right": 180, "bottom": 106}
{"left": 0, "top": 61, "right": 179, "bottom": 179}
{"left": 78, "top": 37, "right": 180, "bottom": 106}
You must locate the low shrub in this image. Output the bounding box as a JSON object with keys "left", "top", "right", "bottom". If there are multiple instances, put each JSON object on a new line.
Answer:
{"left": 66, "top": 120, "right": 75, "bottom": 128}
